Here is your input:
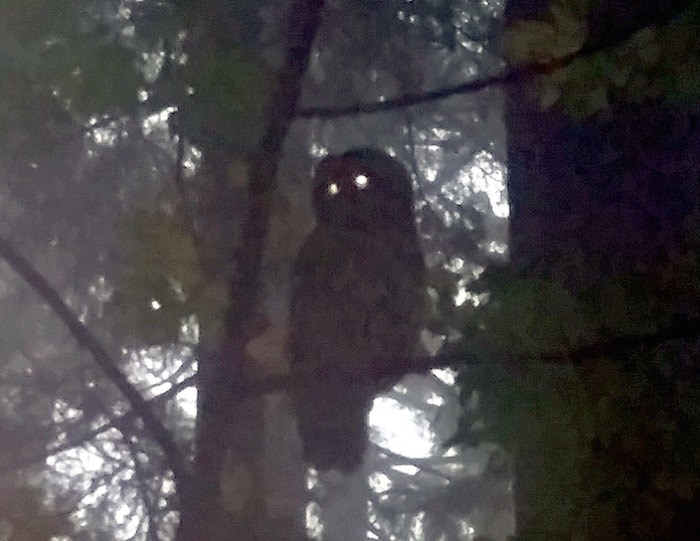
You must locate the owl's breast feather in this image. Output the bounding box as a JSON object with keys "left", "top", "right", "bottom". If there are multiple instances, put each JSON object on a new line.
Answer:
{"left": 290, "top": 226, "right": 426, "bottom": 370}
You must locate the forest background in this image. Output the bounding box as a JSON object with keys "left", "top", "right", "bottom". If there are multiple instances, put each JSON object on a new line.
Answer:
{"left": 0, "top": 0, "right": 698, "bottom": 540}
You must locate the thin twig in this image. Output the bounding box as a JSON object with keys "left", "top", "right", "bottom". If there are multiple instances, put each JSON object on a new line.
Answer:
{"left": 0, "top": 374, "right": 195, "bottom": 475}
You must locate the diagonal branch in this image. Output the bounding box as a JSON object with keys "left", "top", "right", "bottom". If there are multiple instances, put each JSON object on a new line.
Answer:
{"left": 0, "top": 375, "right": 196, "bottom": 475}
{"left": 0, "top": 234, "right": 191, "bottom": 483}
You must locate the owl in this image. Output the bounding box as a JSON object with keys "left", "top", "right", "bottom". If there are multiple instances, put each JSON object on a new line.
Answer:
{"left": 289, "top": 148, "right": 426, "bottom": 473}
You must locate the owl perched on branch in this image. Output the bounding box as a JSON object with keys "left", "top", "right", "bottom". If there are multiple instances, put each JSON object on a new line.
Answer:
{"left": 289, "top": 148, "right": 426, "bottom": 473}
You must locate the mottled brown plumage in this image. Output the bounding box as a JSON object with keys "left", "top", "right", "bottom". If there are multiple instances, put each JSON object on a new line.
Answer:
{"left": 289, "top": 148, "right": 426, "bottom": 472}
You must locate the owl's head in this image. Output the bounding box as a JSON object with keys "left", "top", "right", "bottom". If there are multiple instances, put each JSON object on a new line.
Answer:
{"left": 312, "top": 148, "right": 416, "bottom": 232}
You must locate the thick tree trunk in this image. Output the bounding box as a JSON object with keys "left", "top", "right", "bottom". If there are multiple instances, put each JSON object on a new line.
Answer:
{"left": 176, "top": 1, "right": 326, "bottom": 539}
{"left": 504, "top": 1, "right": 700, "bottom": 539}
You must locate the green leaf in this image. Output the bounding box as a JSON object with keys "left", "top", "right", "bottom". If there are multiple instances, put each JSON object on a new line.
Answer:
{"left": 501, "top": 1, "right": 587, "bottom": 64}
{"left": 506, "top": 0, "right": 700, "bottom": 117}
{"left": 186, "top": 48, "right": 273, "bottom": 151}
{"left": 107, "top": 210, "right": 228, "bottom": 346}
{"left": 53, "top": 42, "right": 142, "bottom": 114}
{"left": 0, "top": 0, "right": 80, "bottom": 43}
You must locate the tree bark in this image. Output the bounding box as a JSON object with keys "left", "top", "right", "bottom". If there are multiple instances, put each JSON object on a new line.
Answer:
{"left": 176, "top": 1, "right": 326, "bottom": 540}
{"left": 504, "top": 1, "right": 700, "bottom": 539}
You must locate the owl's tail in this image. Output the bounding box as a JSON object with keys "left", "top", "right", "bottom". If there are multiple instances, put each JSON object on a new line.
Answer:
{"left": 294, "top": 383, "right": 374, "bottom": 473}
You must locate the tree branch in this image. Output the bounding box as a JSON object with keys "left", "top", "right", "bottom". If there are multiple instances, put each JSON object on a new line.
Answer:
{"left": 0, "top": 374, "right": 195, "bottom": 475}
{"left": 230, "top": 0, "right": 326, "bottom": 332}
{"left": 247, "top": 314, "right": 700, "bottom": 394}
{"left": 0, "top": 234, "right": 191, "bottom": 483}
{"left": 296, "top": 3, "right": 691, "bottom": 119}
{"left": 125, "top": 435, "right": 161, "bottom": 541}
{"left": 296, "top": 66, "right": 526, "bottom": 119}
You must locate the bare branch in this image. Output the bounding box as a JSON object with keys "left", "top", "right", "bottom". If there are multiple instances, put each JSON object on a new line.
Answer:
{"left": 296, "top": 66, "right": 526, "bottom": 118}
{"left": 248, "top": 314, "right": 700, "bottom": 394}
{"left": 0, "top": 375, "right": 195, "bottom": 475}
{"left": 296, "top": 5, "right": 691, "bottom": 120}
{"left": 0, "top": 234, "right": 191, "bottom": 483}
{"left": 125, "top": 435, "right": 161, "bottom": 541}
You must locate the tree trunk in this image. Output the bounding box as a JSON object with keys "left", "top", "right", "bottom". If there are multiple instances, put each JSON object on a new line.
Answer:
{"left": 175, "top": 1, "right": 326, "bottom": 539}
{"left": 504, "top": 1, "right": 700, "bottom": 539}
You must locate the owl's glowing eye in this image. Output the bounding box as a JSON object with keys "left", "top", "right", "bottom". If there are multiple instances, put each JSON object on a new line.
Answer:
{"left": 327, "top": 182, "right": 340, "bottom": 196}
{"left": 353, "top": 174, "right": 369, "bottom": 189}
